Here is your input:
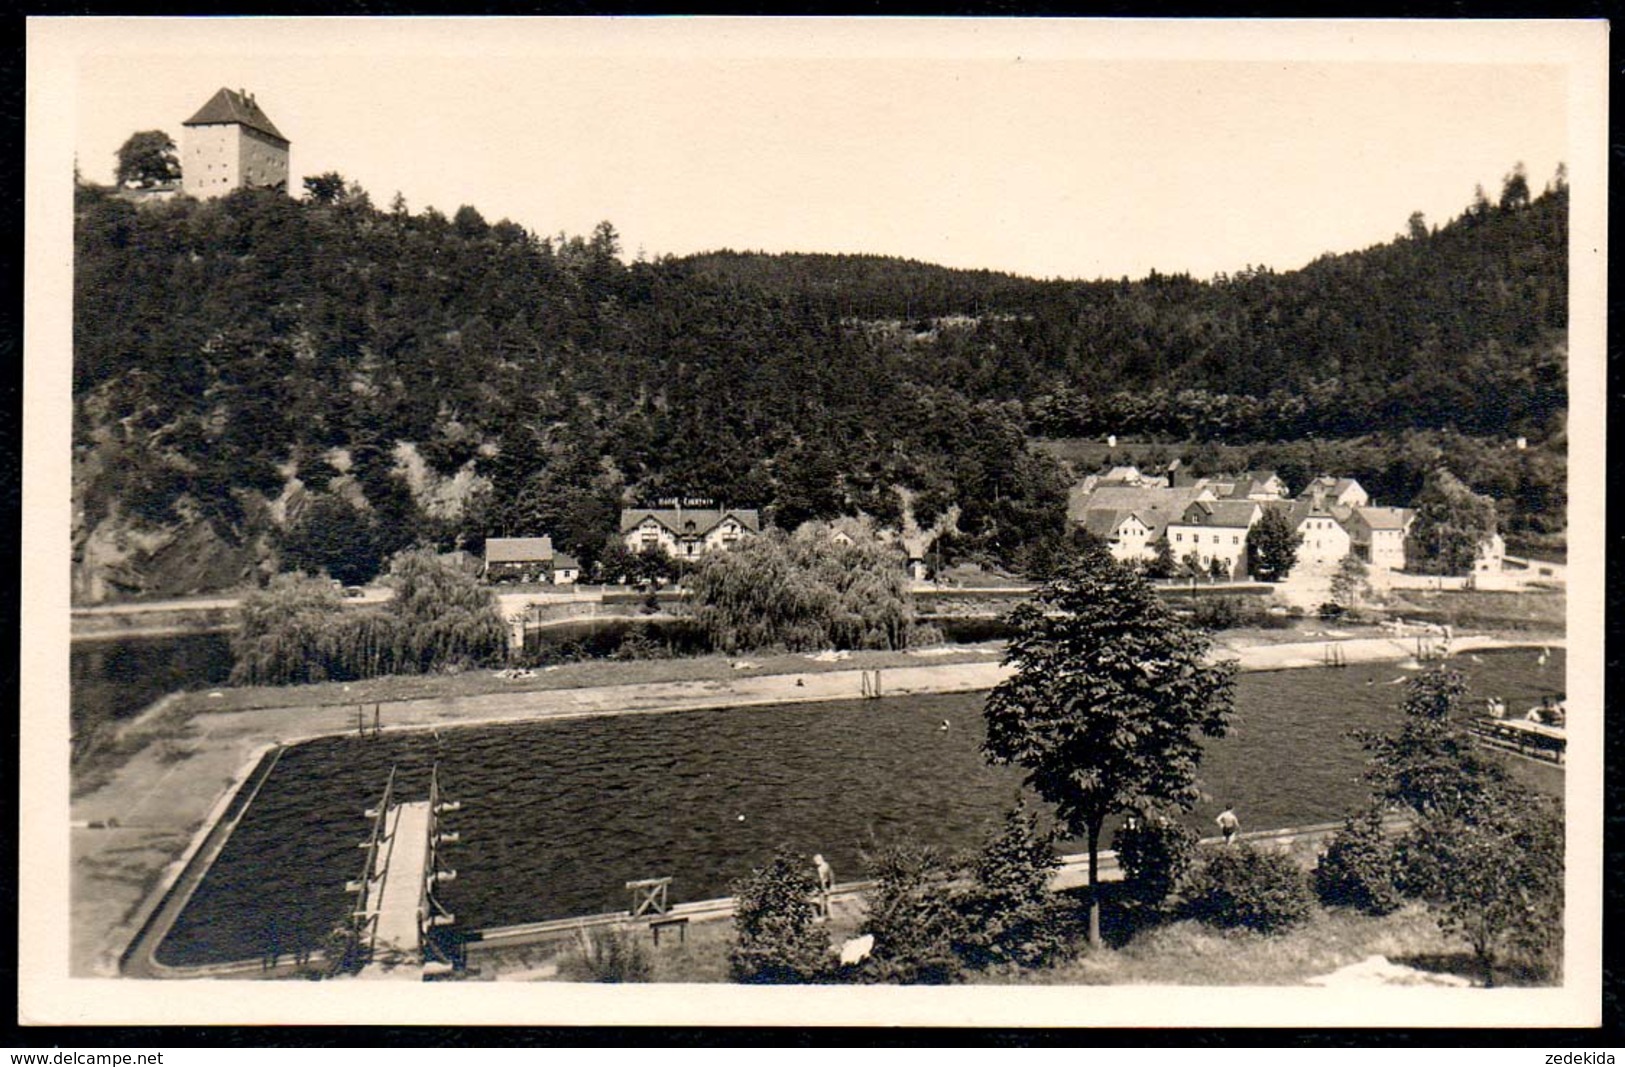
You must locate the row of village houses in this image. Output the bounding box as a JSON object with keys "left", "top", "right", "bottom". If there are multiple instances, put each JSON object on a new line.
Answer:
{"left": 477, "top": 468, "right": 1503, "bottom": 585}
{"left": 1070, "top": 463, "right": 1502, "bottom": 581}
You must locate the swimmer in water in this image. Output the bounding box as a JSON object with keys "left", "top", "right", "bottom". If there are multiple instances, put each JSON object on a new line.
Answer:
{"left": 940, "top": 719, "right": 950, "bottom": 731}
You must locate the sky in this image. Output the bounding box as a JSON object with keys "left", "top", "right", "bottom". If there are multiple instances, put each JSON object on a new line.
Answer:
{"left": 58, "top": 18, "right": 1578, "bottom": 281}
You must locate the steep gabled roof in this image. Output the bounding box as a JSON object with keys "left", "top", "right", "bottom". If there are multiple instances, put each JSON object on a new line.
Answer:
{"left": 1353, "top": 506, "right": 1413, "bottom": 532}
{"left": 552, "top": 551, "right": 581, "bottom": 570}
{"left": 1176, "top": 499, "right": 1261, "bottom": 528}
{"left": 485, "top": 536, "right": 554, "bottom": 563}
{"left": 620, "top": 507, "right": 762, "bottom": 537}
{"left": 183, "top": 88, "right": 289, "bottom": 144}
{"left": 1082, "top": 509, "right": 1136, "bottom": 538}
{"left": 1071, "top": 485, "right": 1212, "bottom": 538}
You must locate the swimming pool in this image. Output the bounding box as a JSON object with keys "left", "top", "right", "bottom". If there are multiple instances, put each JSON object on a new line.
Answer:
{"left": 154, "top": 646, "right": 1565, "bottom": 967}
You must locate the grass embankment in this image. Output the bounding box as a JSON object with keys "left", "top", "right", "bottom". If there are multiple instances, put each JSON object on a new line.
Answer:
{"left": 476, "top": 893, "right": 1527, "bottom": 988}
{"left": 164, "top": 644, "right": 1004, "bottom": 718}
{"left": 1380, "top": 588, "right": 1565, "bottom": 632}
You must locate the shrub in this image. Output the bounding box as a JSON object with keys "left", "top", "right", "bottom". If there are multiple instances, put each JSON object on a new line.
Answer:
{"left": 557, "top": 926, "right": 653, "bottom": 983}
{"left": 1184, "top": 843, "right": 1315, "bottom": 934}
{"left": 1314, "top": 807, "right": 1403, "bottom": 915}
{"left": 859, "top": 844, "right": 966, "bottom": 984}
{"left": 729, "top": 851, "right": 831, "bottom": 984}
{"left": 1395, "top": 784, "right": 1564, "bottom": 985}
{"left": 954, "top": 804, "right": 1070, "bottom": 971}
{"left": 1114, "top": 813, "right": 1199, "bottom": 910}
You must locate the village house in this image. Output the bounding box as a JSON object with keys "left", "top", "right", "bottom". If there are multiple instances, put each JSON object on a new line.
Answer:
{"left": 1474, "top": 531, "right": 1507, "bottom": 578}
{"left": 619, "top": 504, "right": 761, "bottom": 561}
{"left": 482, "top": 536, "right": 580, "bottom": 584}
{"left": 1297, "top": 476, "right": 1370, "bottom": 510}
{"left": 1218, "top": 470, "right": 1290, "bottom": 501}
{"left": 181, "top": 88, "right": 290, "bottom": 199}
{"left": 1165, "top": 499, "right": 1262, "bottom": 580}
{"left": 1068, "top": 483, "right": 1215, "bottom": 566}
{"left": 1345, "top": 506, "right": 1415, "bottom": 572}
{"left": 1263, "top": 497, "right": 1354, "bottom": 574}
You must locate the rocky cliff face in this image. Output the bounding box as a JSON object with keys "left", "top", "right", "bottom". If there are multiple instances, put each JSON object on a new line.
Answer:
{"left": 72, "top": 503, "right": 273, "bottom": 604}
{"left": 70, "top": 437, "right": 486, "bottom": 605}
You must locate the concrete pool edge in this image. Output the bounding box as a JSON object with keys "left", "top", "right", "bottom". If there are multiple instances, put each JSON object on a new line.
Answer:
{"left": 114, "top": 742, "right": 286, "bottom": 978}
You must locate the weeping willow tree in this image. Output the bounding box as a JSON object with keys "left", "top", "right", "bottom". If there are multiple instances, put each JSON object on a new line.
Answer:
{"left": 688, "top": 524, "right": 915, "bottom": 654}
{"left": 387, "top": 547, "right": 509, "bottom": 671}
{"left": 231, "top": 573, "right": 349, "bottom": 685}
{"left": 232, "top": 551, "right": 507, "bottom": 685}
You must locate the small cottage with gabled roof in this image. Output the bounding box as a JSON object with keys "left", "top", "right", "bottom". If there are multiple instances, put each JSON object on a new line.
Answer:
{"left": 1297, "top": 476, "right": 1369, "bottom": 510}
{"left": 182, "top": 87, "right": 290, "bottom": 199}
{"left": 483, "top": 536, "right": 579, "bottom": 584}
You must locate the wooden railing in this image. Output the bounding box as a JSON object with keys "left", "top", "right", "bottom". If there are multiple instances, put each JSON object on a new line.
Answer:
{"left": 347, "top": 763, "right": 398, "bottom": 962}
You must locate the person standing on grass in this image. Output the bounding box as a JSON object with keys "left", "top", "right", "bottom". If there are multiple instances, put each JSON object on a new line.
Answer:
{"left": 1216, "top": 805, "right": 1239, "bottom": 845}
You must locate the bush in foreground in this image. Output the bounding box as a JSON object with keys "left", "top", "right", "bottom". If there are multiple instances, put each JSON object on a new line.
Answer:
{"left": 1314, "top": 807, "right": 1403, "bottom": 915}
{"left": 954, "top": 804, "right": 1071, "bottom": 971}
{"left": 859, "top": 844, "right": 966, "bottom": 984}
{"left": 1396, "top": 783, "right": 1564, "bottom": 986}
{"left": 1184, "top": 843, "right": 1315, "bottom": 935}
{"left": 1115, "top": 813, "right": 1199, "bottom": 911}
{"left": 729, "top": 851, "right": 831, "bottom": 984}
{"left": 557, "top": 926, "right": 653, "bottom": 983}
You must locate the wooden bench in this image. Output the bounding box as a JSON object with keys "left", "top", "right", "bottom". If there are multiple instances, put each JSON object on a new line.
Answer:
{"left": 649, "top": 916, "right": 689, "bottom": 946}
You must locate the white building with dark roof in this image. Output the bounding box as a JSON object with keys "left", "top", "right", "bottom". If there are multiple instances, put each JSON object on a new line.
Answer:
{"left": 182, "top": 87, "right": 290, "bottom": 199}
{"left": 620, "top": 505, "right": 761, "bottom": 560}
{"left": 1165, "top": 499, "right": 1263, "bottom": 579}
{"left": 1068, "top": 484, "right": 1215, "bottom": 565}
{"left": 1346, "top": 506, "right": 1415, "bottom": 572}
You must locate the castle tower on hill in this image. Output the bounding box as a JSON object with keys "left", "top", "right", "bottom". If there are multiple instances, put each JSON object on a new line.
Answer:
{"left": 181, "top": 88, "right": 289, "bottom": 199}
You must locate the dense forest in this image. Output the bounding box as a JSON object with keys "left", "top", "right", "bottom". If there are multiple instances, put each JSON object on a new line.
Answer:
{"left": 71, "top": 165, "right": 1567, "bottom": 599}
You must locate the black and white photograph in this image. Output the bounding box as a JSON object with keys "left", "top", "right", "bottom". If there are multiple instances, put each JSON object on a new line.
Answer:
{"left": 19, "top": 16, "right": 1606, "bottom": 1030}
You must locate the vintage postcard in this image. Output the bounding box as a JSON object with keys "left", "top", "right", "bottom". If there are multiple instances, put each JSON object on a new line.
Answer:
{"left": 20, "top": 16, "right": 1606, "bottom": 1030}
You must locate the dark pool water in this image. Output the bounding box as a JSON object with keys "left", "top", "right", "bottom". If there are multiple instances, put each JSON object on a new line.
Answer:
{"left": 70, "top": 632, "right": 234, "bottom": 742}
{"left": 156, "top": 647, "right": 1566, "bottom": 966}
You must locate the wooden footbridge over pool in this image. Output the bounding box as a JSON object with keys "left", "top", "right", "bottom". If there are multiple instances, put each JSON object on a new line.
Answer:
{"left": 348, "top": 763, "right": 461, "bottom": 979}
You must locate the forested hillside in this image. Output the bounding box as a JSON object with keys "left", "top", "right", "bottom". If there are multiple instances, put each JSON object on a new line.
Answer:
{"left": 71, "top": 169, "right": 1567, "bottom": 600}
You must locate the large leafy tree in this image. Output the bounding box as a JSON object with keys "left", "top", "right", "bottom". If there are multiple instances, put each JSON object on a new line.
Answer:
{"left": 115, "top": 130, "right": 181, "bottom": 188}
{"left": 982, "top": 546, "right": 1236, "bottom": 946}
{"left": 1359, "top": 666, "right": 1508, "bottom": 822}
{"left": 1361, "top": 667, "right": 1560, "bottom": 984}
{"left": 1406, "top": 467, "right": 1499, "bottom": 575}
{"left": 1245, "top": 506, "right": 1302, "bottom": 582}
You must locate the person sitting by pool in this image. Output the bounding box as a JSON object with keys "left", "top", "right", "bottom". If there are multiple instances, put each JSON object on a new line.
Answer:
{"left": 1485, "top": 697, "right": 1507, "bottom": 719}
